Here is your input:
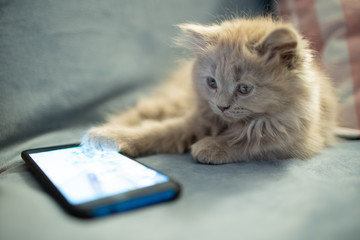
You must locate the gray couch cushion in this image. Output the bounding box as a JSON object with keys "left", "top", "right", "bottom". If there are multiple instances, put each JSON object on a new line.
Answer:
{"left": 1, "top": 133, "right": 360, "bottom": 240}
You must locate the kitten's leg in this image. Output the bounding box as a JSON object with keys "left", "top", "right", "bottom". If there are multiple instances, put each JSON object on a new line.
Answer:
{"left": 191, "top": 118, "right": 283, "bottom": 164}
{"left": 191, "top": 136, "right": 240, "bottom": 164}
{"left": 109, "top": 64, "right": 194, "bottom": 127}
{"left": 191, "top": 135, "right": 275, "bottom": 164}
{"left": 82, "top": 115, "right": 203, "bottom": 157}
{"left": 191, "top": 117, "right": 316, "bottom": 164}
{"left": 109, "top": 95, "right": 191, "bottom": 127}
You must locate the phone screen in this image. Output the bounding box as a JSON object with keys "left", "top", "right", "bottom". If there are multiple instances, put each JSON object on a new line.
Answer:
{"left": 29, "top": 146, "right": 170, "bottom": 205}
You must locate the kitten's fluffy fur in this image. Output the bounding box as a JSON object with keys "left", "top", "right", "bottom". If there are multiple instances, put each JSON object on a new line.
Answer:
{"left": 82, "top": 17, "right": 337, "bottom": 164}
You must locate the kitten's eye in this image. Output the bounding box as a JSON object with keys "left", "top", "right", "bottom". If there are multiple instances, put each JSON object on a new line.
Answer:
{"left": 237, "top": 84, "right": 253, "bottom": 95}
{"left": 206, "top": 77, "right": 217, "bottom": 89}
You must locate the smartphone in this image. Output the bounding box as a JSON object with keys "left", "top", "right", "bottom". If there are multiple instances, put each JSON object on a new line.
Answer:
{"left": 21, "top": 144, "right": 181, "bottom": 218}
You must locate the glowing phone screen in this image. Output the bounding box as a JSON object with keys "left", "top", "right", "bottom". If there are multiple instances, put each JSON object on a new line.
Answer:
{"left": 29, "top": 146, "right": 169, "bottom": 205}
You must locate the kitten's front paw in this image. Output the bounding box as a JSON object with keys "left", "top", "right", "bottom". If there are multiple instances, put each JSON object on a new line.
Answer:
{"left": 81, "top": 126, "right": 138, "bottom": 156}
{"left": 191, "top": 137, "right": 234, "bottom": 164}
{"left": 81, "top": 127, "right": 119, "bottom": 152}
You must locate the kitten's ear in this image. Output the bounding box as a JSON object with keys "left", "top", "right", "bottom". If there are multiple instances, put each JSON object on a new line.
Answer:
{"left": 256, "top": 27, "right": 299, "bottom": 68}
{"left": 175, "top": 23, "right": 220, "bottom": 53}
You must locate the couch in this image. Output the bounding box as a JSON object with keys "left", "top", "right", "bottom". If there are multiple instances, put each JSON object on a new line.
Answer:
{"left": 1, "top": 1, "right": 359, "bottom": 239}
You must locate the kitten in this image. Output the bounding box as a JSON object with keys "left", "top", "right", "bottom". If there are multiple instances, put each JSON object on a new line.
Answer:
{"left": 82, "top": 17, "right": 337, "bottom": 164}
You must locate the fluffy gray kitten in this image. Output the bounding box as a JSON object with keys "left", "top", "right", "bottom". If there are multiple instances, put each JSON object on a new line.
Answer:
{"left": 82, "top": 17, "right": 337, "bottom": 164}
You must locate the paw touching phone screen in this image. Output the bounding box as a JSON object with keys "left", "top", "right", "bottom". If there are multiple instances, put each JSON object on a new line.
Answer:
{"left": 81, "top": 126, "right": 141, "bottom": 157}
{"left": 81, "top": 127, "right": 119, "bottom": 153}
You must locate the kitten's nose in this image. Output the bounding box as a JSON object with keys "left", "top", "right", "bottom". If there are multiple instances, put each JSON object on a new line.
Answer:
{"left": 217, "top": 105, "right": 230, "bottom": 112}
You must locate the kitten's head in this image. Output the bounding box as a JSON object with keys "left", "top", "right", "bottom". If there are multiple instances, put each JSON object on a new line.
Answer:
{"left": 177, "top": 17, "right": 310, "bottom": 122}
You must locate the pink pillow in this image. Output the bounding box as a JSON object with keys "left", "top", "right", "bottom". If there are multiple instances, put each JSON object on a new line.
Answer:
{"left": 277, "top": 0, "right": 360, "bottom": 138}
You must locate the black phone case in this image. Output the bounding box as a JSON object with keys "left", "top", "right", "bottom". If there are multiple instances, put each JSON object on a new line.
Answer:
{"left": 21, "top": 143, "right": 181, "bottom": 218}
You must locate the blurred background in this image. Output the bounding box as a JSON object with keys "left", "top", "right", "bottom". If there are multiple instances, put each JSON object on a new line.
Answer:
{"left": 0, "top": 0, "right": 272, "bottom": 148}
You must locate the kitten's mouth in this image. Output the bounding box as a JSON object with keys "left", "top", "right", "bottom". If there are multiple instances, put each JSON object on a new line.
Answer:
{"left": 216, "top": 110, "right": 243, "bottom": 122}
{"left": 220, "top": 109, "right": 253, "bottom": 122}
{"left": 209, "top": 102, "right": 252, "bottom": 122}
{"left": 221, "top": 113, "right": 246, "bottom": 122}
{"left": 221, "top": 115, "right": 237, "bottom": 123}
